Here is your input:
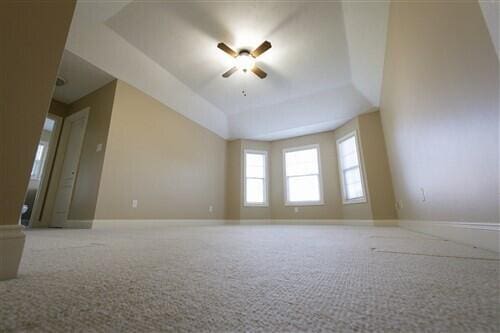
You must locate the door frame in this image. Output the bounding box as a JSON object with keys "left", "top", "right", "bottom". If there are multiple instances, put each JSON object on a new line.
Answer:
{"left": 28, "top": 113, "right": 63, "bottom": 227}
{"left": 49, "top": 107, "right": 90, "bottom": 227}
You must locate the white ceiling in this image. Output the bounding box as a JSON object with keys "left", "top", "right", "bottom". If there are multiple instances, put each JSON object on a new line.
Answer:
{"left": 53, "top": 50, "right": 115, "bottom": 104}
{"left": 479, "top": 1, "right": 500, "bottom": 60}
{"left": 65, "top": 0, "right": 390, "bottom": 140}
{"left": 106, "top": 1, "right": 351, "bottom": 115}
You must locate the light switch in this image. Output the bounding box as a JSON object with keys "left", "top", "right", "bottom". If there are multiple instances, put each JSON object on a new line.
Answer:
{"left": 96, "top": 143, "right": 103, "bottom": 152}
{"left": 132, "top": 200, "right": 138, "bottom": 208}
{"left": 209, "top": 205, "right": 213, "bottom": 213}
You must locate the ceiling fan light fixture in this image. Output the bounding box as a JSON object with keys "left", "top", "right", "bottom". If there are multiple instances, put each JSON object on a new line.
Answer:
{"left": 218, "top": 41, "right": 270, "bottom": 79}
{"left": 235, "top": 51, "right": 255, "bottom": 72}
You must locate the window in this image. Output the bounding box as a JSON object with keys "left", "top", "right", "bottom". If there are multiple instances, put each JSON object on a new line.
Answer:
{"left": 244, "top": 150, "right": 268, "bottom": 206}
{"left": 31, "top": 142, "right": 48, "bottom": 180}
{"left": 337, "top": 132, "right": 366, "bottom": 204}
{"left": 283, "top": 145, "right": 323, "bottom": 205}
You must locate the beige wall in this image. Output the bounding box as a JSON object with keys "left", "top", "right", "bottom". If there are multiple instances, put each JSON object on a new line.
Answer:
{"left": 42, "top": 81, "right": 117, "bottom": 224}
{"left": 44, "top": 92, "right": 394, "bottom": 225}
{"left": 95, "top": 81, "right": 227, "bottom": 220}
{"left": 48, "top": 100, "right": 69, "bottom": 118}
{"left": 0, "top": 1, "right": 75, "bottom": 226}
{"left": 380, "top": 1, "right": 499, "bottom": 223}
{"left": 226, "top": 140, "right": 242, "bottom": 220}
{"left": 358, "top": 112, "right": 396, "bottom": 219}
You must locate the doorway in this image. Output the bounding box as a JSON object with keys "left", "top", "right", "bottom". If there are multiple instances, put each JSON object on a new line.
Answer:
{"left": 50, "top": 107, "right": 89, "bottom": 227}
{"left": 21, "top": 115, "right": 62, "bottom": 227}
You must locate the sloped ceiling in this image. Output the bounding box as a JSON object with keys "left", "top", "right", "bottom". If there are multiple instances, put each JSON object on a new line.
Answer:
{"left": 479, "top": 1, "right": 500, "bottom": 60}
{"left": 65, "top": 0, "right": 390, "bottom": 140}
{"left": 53, "top": 50, "right": 115, "bottom": 104}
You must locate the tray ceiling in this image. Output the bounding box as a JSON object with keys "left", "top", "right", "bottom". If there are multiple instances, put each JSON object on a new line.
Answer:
{"left": 65, "top": 0, "right": 390, "bottom": 140}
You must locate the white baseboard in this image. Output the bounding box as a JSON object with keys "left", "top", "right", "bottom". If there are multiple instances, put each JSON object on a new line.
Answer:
{"left": 92, "top": 219, "right": 226, "bottom": 228}
{"left": 65, "top": 220, "right": 94, "bottom": 229}
{"left": 0, "top": 225, "right": 26, "bottom": 280}
{"left": 270, "top": 219, "right": 376, "bottom": 226}
{"left": 226, "top": 219, "right": 398, "bottom": 226}
{"left": 399, "top": 220, "right": 500, "bottom": 253}
{"left": 271, "top": 219, "right": 373, "bottom": 227}
{"left": 226, "top": 219, "right": 271, "bottom": 225}
{"left": 373, "top": 219, "right": 399, "bottom": 227}
{"left": 89, "top": 219, "right": 398, "bottom": 228}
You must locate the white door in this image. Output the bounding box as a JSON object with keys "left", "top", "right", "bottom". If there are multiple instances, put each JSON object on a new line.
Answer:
{"left": 51, "top": 108, "right": 89, "bottom": 227}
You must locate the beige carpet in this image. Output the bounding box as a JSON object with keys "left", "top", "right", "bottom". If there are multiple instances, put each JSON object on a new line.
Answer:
{"left": 1, "top": 224, "right": 499, "bottom": 332}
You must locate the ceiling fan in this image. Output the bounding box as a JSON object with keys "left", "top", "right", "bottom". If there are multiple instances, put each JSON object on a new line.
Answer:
{"left": 217, "top": 40, "right": 272, "bottom": 79}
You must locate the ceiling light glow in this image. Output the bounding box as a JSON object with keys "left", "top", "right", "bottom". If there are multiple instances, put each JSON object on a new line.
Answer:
{"left": 235, "top": 52, "right": 255, "bottom": 72}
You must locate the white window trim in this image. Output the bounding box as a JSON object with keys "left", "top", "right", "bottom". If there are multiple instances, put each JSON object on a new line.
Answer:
{"left": 282, "top": 144, "right": 324, "bottom": 206}
{"left": 336, "top": 130, "right": 367, "bottom": 205}
{"left": 31, "top": 141, "right": 49, "bottom": 180}
{"left": 243, "top": 149, "right": 269, "bottom": 207}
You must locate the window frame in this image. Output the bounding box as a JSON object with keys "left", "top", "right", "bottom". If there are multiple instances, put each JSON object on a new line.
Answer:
{"left": 243, "top": 149, "right": 269, "bottom": 207}
{"left": 31, "top": 141, "right": 48, "bottom": 180}
{"left": 282, "top": 144, "right": 324, "bottom": 206}
{"left": 336, "top": 131, "right": 367, "bottom": 205}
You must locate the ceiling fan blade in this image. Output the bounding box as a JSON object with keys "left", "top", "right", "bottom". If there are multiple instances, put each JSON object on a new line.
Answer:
{"left": 251, "top": 41, "right": 272, "bottom": 58}
{"left": 251, "top": 66, "right": 267, "bottom": 79}
{"left": 217, "top": 42, "right": 238, "bottom": 58}
{"left": 222, "top": 66, "right": 238, "bottom": 78}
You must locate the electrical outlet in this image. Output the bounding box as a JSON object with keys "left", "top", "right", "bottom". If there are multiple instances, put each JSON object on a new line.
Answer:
{"left": 209, "top": 205, "right": 213, "bottom": 213}
{"left": 132, "top": 199, "right": 138, "bottom": 208}
{"left": 294, "top": 207, "right": 299, "bottom": 213}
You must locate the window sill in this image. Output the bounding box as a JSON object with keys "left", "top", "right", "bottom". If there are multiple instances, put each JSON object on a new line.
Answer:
{"left": 244, "top": 203, "right": 269, "bottom": 208}
{"left": 342, "top": 197, "right": 367, "bottom": 205}
{"left": 285, "top": 201, "right": 324, "bottom": 207}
